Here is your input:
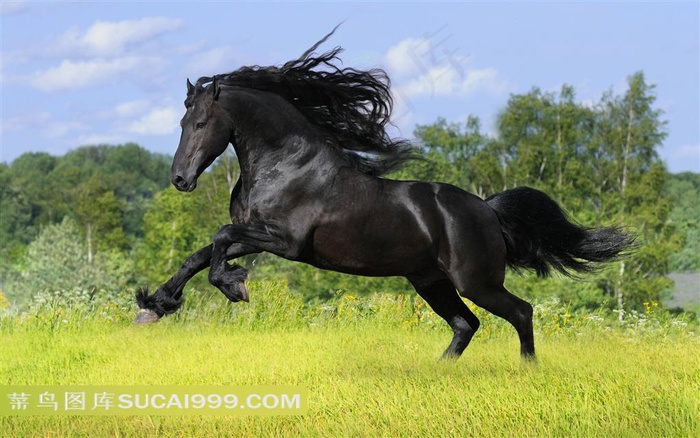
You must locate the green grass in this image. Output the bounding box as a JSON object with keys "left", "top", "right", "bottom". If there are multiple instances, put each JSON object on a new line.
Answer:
{"left": 1, "top": 282, "right": 698, "bottom": 437}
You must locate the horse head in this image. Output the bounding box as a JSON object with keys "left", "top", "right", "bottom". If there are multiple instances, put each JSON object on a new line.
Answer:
{"left": 171, "top": 78, "right": 232, "bottom": 192}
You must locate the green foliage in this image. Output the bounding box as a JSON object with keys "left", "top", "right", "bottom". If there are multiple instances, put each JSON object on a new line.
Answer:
{"left": 137, "top": 187, "right": 214, "bottom": 285}
{"left": 136, "top": 154, "right": 233, "bottom": 286}
{"left": 0, "top": 144, "right": 169, "bottom": 258}
{"left": 487, "top": 84, "right": 596, "bottom": 203}
{"left": 0, "top": 153, "right": 58, "bottom": 256}
{"left": 395, "top": 116, "right": 490, "bottom": 193}
{"left": 2, "top": 218, "right": 137, "bottom": 306}
{"left": 74, "top": 173, "right": 127, "bottom": 258}
{"left": 666, "top": 172, "right": 700, "bottom": 271}
{"left": 588, "top": 73, "right": 678, "bottom": 312}
{"left": 0, "top": 144, "right": 169, "bottom": 303}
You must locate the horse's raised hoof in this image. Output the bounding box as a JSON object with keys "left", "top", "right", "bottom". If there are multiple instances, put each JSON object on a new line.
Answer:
{"left": 134, "top": 308, "right": 160, "bottom": 324}
{"left": 222, "top": 281, "right": 249, "bottom": 303}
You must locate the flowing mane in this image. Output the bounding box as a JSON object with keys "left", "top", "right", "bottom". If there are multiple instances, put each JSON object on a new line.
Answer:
{"left": 189, "top": 27, "right": 416, "bottom": 176}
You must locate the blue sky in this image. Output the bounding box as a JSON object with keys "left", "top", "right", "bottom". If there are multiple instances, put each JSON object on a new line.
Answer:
{"left": 2, "top": 1, "right": 699, "bottom": 173}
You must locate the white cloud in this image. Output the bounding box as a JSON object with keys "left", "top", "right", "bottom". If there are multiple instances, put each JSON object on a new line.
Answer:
{"left": 384, "top": 37, "right": 431, "bottom": 78}
{"left": 462, "top": 68, "right": 510, "bottom": 95}
{"left": 385, "top": 36, "right": 510, "bottom": 100}
{"left": 127, "top": 106, "right": 181, "bottom": 136}
{"left": 56, "top": 17, "right": 183, "bottom": 57}
{"left": 94, "top": 100, "right": 181, "bottom": 137}
{"left": 397, "top": 65, "right": 509, "bottom": 99}
{"left": 400, "top": 65, "right": 460, "bottom": 97}
{"left": 29, "top": 56, "right": 166, "bottom": 92}
{"left": 25, "top": 17, "right": 183, "bottom": 93}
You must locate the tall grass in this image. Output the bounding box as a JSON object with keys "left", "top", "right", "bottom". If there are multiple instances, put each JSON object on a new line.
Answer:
{"left": 1, "top": 282, "right": 698, "bottom": 437}
{"left": 4, "top": 281, "right": 696, "bottom": 339}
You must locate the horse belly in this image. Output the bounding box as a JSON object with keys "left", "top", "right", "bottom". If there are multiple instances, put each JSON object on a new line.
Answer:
{"left": 309, "top": 218, "right": 434, "bottom": 277}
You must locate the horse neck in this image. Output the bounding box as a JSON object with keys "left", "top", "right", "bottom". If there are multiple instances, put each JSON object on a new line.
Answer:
{"left": 223, "top": 87, "right": 350, "bottom": 179}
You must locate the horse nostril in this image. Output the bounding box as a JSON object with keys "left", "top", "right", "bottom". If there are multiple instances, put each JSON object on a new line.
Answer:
{"left": 172, "top": 175, "right": 186, "bottom": 189}
{"left": 171, "top": 175, "right": 197, "bottom": 192}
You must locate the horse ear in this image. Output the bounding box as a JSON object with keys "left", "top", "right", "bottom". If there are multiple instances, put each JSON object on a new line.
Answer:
{"left": 187, "top": 79, "right": 195, "bottom": 96}
{"left": 211, "top": 80, "right": 221, "bottom": 101}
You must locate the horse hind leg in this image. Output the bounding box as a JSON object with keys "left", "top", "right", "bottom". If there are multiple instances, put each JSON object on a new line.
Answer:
{"left": 408, "top": 275, "right": 480, "bottom": 359}
{"left": 459, "top": 283, "right": 535, "bottom": 359}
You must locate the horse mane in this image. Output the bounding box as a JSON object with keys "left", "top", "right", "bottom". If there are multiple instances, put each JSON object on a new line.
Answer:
{"left": 191, "top": 26, "right": 417, "bottom": 176}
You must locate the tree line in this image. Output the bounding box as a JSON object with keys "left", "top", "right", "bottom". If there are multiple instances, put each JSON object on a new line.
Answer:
{"left": 1, "top": 71, "right": 697, "bottom": 315}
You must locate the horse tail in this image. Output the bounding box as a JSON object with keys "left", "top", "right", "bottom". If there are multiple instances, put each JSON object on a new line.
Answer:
{"left": 485, "top": 187, "right": 635, "bottom": 277}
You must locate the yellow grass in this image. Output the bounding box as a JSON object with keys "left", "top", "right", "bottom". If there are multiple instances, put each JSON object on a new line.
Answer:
{"left": 1, "top": 283, "right": 698, "bottom": 437}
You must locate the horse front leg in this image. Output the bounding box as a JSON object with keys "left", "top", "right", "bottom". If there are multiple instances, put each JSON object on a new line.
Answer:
{"left": 208, "top": 224, "right": 286, "bottom": 303}
{"left": 134, "top": 244, "right": 214, "bottom": 323}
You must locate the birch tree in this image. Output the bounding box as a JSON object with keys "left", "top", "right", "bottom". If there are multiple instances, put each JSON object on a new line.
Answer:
{"left": 593, "top": 72, "right": 676, "bottom": 318}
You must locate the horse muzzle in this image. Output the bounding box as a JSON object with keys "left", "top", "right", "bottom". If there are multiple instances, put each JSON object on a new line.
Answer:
{"left": 171, "top": 174, "right": 197, "bottom": 192}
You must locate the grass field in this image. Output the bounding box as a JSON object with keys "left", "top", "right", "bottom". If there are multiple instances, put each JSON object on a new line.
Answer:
{"left": 1, "top": 282, "right": 698, "bottom": 437}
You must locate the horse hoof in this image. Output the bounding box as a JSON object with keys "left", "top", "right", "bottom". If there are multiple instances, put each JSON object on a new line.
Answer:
{"left": 239, "top": 283, "right": 249, "bottom": 302}
{"left": 220, "top": 281, "right": 249, "bottom": 303}
{"left": 134, "top": 309, "right": 160, "bottom": 324}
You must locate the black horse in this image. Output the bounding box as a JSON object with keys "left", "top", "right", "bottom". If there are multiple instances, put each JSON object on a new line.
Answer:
{"left": 135, "top": 30, "right": 633, "bottom": 360}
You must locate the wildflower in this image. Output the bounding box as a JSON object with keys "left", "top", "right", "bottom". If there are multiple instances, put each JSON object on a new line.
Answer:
{"left": 0, "top": 291, "right": 10, "bottom": 310}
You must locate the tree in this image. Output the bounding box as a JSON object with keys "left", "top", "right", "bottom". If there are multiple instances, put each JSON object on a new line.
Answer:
{"left": 0, "top": 163, "right": 32, "bottom": 271}
{"left": 0, "top": 144, "right": 171, "bottom": 261}
{"left": 3, "top": 218, "right": 134, "bottom": 305}
{"left": 2, "top": 153, "right": 61, "bottom": 235}
{"left": 406, "top": 116, "right": 490, "bottom": 194}
{"left": 50, "top": 143, "right": 171, "bottom": 239}
{"left": 474, "top": 86, "right": 597, "bottom": 206}
{"left": 1, "top": 144, "right": 171, "bottom": 301}
{"left": 73, "top": 173, "right": 127, "bottom": 263}
{"left": 591, "top": 72, "right": 678, "bottom": 317}
{"left": 666, "top": 173, "right": 700, "bottom": 272}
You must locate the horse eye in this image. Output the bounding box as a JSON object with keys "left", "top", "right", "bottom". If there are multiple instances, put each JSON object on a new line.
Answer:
{"left": 196, "top": 122, "right": 206, "bottom": 130}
